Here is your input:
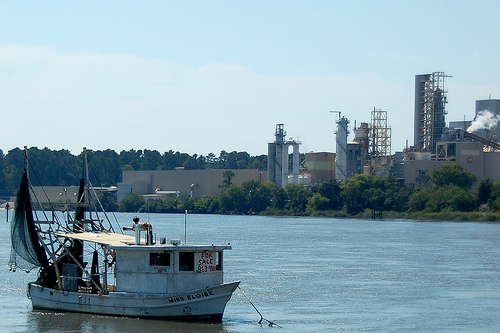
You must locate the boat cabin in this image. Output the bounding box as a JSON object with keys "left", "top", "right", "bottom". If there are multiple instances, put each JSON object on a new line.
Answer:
{"left": 57, "top": 229, "right": 231, "bottom": 295}
{"left": 113, "top": 244, "right": 231, "bottom": 294}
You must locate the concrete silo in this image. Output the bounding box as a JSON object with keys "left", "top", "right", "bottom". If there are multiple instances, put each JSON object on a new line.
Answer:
{"left": 473, "top": 98, "right": 500, "bottom": 141}
{"left": 335, "top": 116, "right": 349, "bottom": 180}
{"left": 267, "top": 124, "right": 301, "bottom": 187}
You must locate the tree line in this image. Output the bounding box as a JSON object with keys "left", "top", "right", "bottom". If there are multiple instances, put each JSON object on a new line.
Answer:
{"left": 3, "top": 147, "right": 500, "bottom": 219}
{"left": 0, "top": 147, "right": 267, "bottom": 197}
{"left": 118, "top": 163, "right": 500, "bottom": 220}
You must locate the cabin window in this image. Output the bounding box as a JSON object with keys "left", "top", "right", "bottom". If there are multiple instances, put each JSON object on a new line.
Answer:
{"left": 179, "top": 252, "right": 195, "bottom": 271}
{"left": 215, "top": 252, "right": 222, "bottom": 270}
{"left": 149, "top": 252, "right": 171, "bottom": 266}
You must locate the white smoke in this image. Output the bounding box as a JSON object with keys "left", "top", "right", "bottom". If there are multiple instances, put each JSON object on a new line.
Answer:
{"left": 467, "top": 110, "right": 500, "bottom": 133}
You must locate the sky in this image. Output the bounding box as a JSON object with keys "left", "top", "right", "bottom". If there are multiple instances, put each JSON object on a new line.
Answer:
{"left": 1, "top": 1, "right": 500, "bottom": 157}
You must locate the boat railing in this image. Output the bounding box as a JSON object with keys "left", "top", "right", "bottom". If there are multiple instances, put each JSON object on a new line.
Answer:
{"left": 33, "top": 220, "right": 57, "bottom": 225}
{"left": 67, "top": 218, "right": 106, "bottom": 232}
{"left": 60, "top": 274, "right": 115, "bottom": 294}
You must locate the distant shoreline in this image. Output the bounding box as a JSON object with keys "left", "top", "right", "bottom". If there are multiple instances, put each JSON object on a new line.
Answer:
{"left": 263, "top": 209, "right": 500, "bottom": 222}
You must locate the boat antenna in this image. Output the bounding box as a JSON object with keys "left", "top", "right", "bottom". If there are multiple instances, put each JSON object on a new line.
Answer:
{"left": 147, "top": 196, "right": 150, "bottom": 222}
{"left": 184, "top": 210, "right": 187, "bottom": 244}
{"left": 237, "top": 285, "right": 283, "bottom": 328}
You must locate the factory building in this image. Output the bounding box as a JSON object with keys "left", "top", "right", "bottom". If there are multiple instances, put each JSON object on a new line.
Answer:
{"left": 403, "top": 138, "right": 500, "bottom": 186}
{"left": 332, "top": 108, "right": 392, "bottom": 180}
{"left": 295, "top": 71, "right": 500, "bottom": 189}
{"left": 304, "top": 152, "right": 335, "bottom": 185}
{"left": 117, "top": 169, "right": 263, "bottom": 202}
{"left": 403, "top": 73, "right": 500, "bottom": 186}
{"left": 473, "top": 98, "right": 500, "bottom": 141}
{"left": 326, "top": 72, "right": 500, "bottom": 187}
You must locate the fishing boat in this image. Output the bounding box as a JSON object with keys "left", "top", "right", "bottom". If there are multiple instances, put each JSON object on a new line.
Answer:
{"left": 9, "top": 147, "right": 239, "bottom": 322}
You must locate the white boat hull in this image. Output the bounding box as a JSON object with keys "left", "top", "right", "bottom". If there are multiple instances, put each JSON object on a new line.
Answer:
{"left": 28, "top": 281, "right": 240, "bottom": 322}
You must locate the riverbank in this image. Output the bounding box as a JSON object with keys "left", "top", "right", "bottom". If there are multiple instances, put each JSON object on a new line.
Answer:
{"left": 263, "top": 208, "right": 500, "bottom": 222}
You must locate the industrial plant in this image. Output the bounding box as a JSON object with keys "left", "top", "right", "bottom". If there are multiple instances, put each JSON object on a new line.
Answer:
{"left": 68, "top": 71, "right": 499, "bottom": 202}
{"left": 23, "top": 71, "right": 500, "bottom": 206}
{"left": 268, "top": 108, "right": 393, "bottom": 186}
{"left": 112, "top": 71, "right": 500, "bottom": 201}
{"left": 268, "top": 71, "right": 500, "bottom": 188}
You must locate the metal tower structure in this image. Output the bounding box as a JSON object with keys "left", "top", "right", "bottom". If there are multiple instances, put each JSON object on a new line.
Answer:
{"left": 267, "top": 124, "right": 286, "bottom": 186}
{"left": 414, "top": 72, "right": 450, "bottom": 152}
{"left": 370, "top": 108, "right": 391, "bottom": 165}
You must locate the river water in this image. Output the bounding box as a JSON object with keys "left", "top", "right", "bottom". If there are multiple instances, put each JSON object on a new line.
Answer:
{"left": 1, "top": 211, "right": 500, "bottom": 332}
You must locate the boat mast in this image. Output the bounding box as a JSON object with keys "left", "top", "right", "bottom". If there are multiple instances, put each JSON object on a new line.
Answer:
{"left": 23, "top": 146, "right": 28, "bottom": 181}
{"left": 83, "top": 147, "right": 109, "bottom": 294}
{"left": 83, "top": 147, "right": 91, "bottom": 221}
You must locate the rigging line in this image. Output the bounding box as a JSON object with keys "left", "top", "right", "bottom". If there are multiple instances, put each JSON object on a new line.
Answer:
{"left": 27, "top": 160, "right": 67, "bottom": 230}
{"left": 237, "top": 285, "right": 283, "bottom": 328}
{"left": 88, "top": 161, "right": 123, "bottom": 233}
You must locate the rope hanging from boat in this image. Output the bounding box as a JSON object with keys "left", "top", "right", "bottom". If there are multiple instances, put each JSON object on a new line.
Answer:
{"left": 237, "top": 286, "right": 282, "bottom": 328}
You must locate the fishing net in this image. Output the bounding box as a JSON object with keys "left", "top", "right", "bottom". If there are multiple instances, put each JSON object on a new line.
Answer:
{"left": 9, "top": 170, "right": 48, "bottom": 272}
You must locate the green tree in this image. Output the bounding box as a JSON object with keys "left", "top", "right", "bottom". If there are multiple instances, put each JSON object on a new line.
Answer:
{"left": 205, "top": 152, "right": 218, "bottom": 168}
{"left": 119, "top": 149, "right": 142, "bottom": 171}
{"left": 477, "top": 178, "right": 493, "bottom": 206}
{"left": 408, "top": 188, "right": 432, "bottom": 212}
{"left": 263, "top": 182, "right": 286, "bottom": 210}
{"left": 181, "top": 197, "right": 196, "bottom": 213}
{"left": 341, "top": 174, "right": 406, "bottom": 215}
{"left": 139, "top": 198, "right": 168, "bottom": 213}
{"left": 487, "top": 182, "right": 500, "bottom": 211}
{"left": 217, "top": 150, "right": 229, "bottom": 169}
{"left": 313, "top": 180, "right": 343, "bottom": 210}
{"left": 118, "top": 194, "right": 146, "bottom": 212}
{"left": 341, "top": 174, "right": 376, "bottom": 214}
{"left": 98, "top": 191, "right": 118, "bottom": 212}
{"left": 242, "top": 180, "right": 272, "bottom": 214}
{"left": 86, "top": 149, "right": 121, "bottom": 185}
{"left": 161, "top": 150, "right": 180, "bottom": 170}
{"left": 182, "top": 153, "right": 206, "bottom": 170}
{"left": 218, "top": 183, "right": 245, "bottom": 214}
{"left": 140, "top": 149, "right": 162, "bottom": 170}
{"left": 247, "top": 155, "right": 267, "bottom": 170}
{"left": 284, "top": 183, "right": 312, "bottom": 213}
{"left": 387, "top": 185, "right": 414, "bottom": 212}
{"left": 187, "top": 195, "right": 219, "bottom": 214}
{"left": 306, "top": 193, "right": 330, "bottom": 213}
{"left": 428, "top": 163, "right": 477, "bottom": 189}
{"left": 365, "top": 187, "right": 386, "bottom": 213}
{"left": 219, "top": 170, "right": 235, "bottom": 190}
{"left": 122, "top": 164, "right": 135, "bottom": 171}
{"left": 408, "top": 185, "right": 476, "bottom": 212}
{"left": 226, "top": 151, "right": 250, "bottom": 169}
{"left": 4, "top": 147, "right": 27, "bottom": 192}
{"left": 426, "top": 185, "right": 476, "bottom": 212}
{"left": 407, "top": 163, "right": 478, "bottom": 213}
